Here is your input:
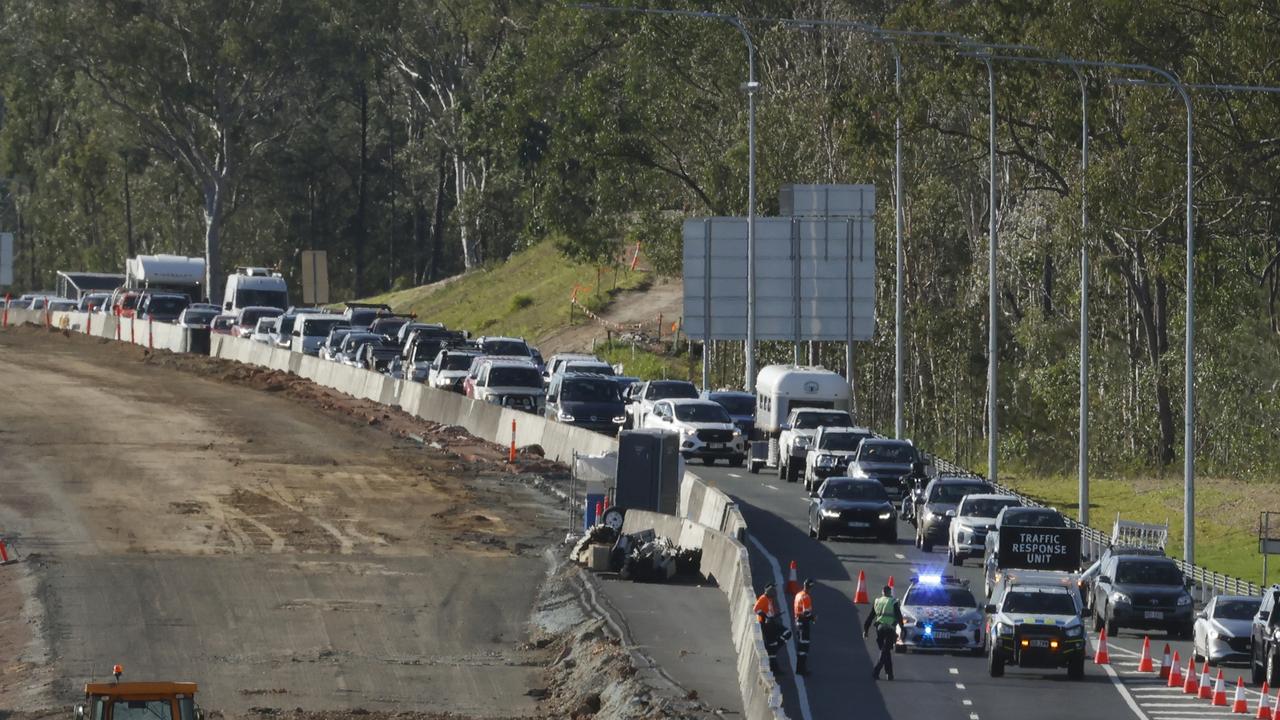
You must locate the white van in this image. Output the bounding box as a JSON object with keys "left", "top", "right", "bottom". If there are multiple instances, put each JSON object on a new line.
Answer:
{"left": 222, "top": 267, "right": 288, "bottom": 315}
{"left": 292, "top": 313, "right": 349, "bottom": 356}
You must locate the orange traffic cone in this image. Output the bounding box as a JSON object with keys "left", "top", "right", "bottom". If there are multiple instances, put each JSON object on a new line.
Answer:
{"left": 1233, "top": 677, "right": 1249, "bottom": 714}
{"left": 1138, "top": 636, "right": 1154, "bottom": 672}
{"left": 785, "top": 561, "right": 800, "bottom": 598}
{"left": 1158, "top": 643, "right": 1172, "bottom": 679}
{"left": 1213, "top": 670, "right": 1228, "bottom": 706}
{"left": 853, "top": 570, "right": 870, "bottom": 604}
{"left": 1255, "top": 682, "right": 1271, "bottom": 720}
{"left": 1200, "top": 663, "right": 1214, "bottom": 699}
{"left": 0, "top": 539, "right": 9, "bottom": 564}
{"left": 1183, "top": 657, "right": 1199, "bottom": 695}
{"left": 1167, "top": 651, "right": 1183, "bottom": 687}
{"left": 1094, "top": 627, "right": 1110, "bottom": 664}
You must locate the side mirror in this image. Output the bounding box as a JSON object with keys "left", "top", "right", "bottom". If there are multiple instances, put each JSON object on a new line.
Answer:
{"left": 1098, "top": 575, "right": 1111, "bottom": 585}
{"left": 224, "top": 302, "right": 232, "bottom": 310}
{"left": 1196, "top": 611, "right": 1207, "bottom": 620}
{"left": 75, "top": 705, "right": 86, "bottom": 720}
{"left": 195, "top": 709, "right": 205, "bottom": 720}
{"left": 945, "top": 509, "right": 956, "bottom": 518}
{"left": 780, "top": 423, "right": 791, "bottom": 431}
{"left": 984, "top": 604, "right": 997, "bottom": 614}
{"left": 1260, "top": 610, "right": 1271, "bottom": 622}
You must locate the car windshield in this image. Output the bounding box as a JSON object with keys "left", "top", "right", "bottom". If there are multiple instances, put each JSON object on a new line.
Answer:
{"left": 302, "top": 319, "right": 346, "bottom": 337}
{"left": 241, "top": 308, "right": 281, "bottom": 325}
{"left": 648, "top": 382, "right": 698, "bottom": 400}
{"left": 440, "top": 353, "right": 478, "bottom": 371}
{"left": 111, "top": 700, "right": 172, "bottom": 720}
{"left": 928, "top": 483, "right": 991, "bottom": 504}
{"left": 961, "top": 498, "right": 1022, "bottom": 518}
{"left": 343, "top": 333, "right": 379, "bottom": 350}
{"left": 711, "top": 395, "right": 755, "bottom": 416}
{"left": 122, "top": 295, "right": 139, "bottom": 309}
{"left": 1216, "top": 599, "right": 1261, "bottom": 620}
{"left": 1003, "top": 510, "right": 1066, "bottom": 528}
{"left": 149, "top": 296, "right": 188, "bottom": 314}
{"left": 905, "top": 586, "right": 977, "bottom": 608}
{"left": 184, "top": 310, "right": 218, "bottom": 323}
{"left": 673, "top": 403, "right": 731, "bottom": 423}
{"left": 1003, "top": 591, "right": 1077, "bottom": 615}
{"left": 563, "top": 378, "right": 621, "bottom": 403}
{"left": 482, "top": 340, "right": 529, "bottom": 356}
{"left": 1115, "top": 560, "right": 1184, "bottom": 586}
{"left": 794, "top": 412, "right": 850, "bottom": 429}
{"left": 212, "top": 316, "right": 235, "bottom": 330}
{"left": 566, "top": 363, "right": 614, "bottom": 376}
{"left": 235, "top": 288, "right": 288, "bottom": 310}
{"left": 819, "top": 432, "right": 865, "bottom": 451}
{"left": 820, "top": 481, "right": 887, "bottom": 501}
{"left": 327, "top": 328, "right": 352, "bottom": 345}
{"left": 489, "top": 367, "right": 542, "bottom": 387}
{"left": 858, "top": 441, "right": 917, "bottom": 463}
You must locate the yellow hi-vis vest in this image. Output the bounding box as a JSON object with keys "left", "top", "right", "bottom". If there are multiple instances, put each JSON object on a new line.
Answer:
{"left": 873, "top": 596, "right": 897, "bottom": 628}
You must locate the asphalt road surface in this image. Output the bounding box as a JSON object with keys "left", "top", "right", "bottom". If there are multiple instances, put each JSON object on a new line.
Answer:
{"left": 694, "top": 462, "right": 1260, "bottom": 720}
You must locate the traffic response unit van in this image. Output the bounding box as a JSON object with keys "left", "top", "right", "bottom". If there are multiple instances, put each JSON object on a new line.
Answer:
{"left": 752, "top": 365, "right": 853, "bottom": 475}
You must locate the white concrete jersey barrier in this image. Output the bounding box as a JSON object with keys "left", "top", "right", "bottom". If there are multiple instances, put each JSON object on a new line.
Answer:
{"left": 3, "top": 309, "right": 785, "bottom": 720}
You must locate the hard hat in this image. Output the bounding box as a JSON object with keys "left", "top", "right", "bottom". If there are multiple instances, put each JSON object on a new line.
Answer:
{"left": 804, "top": 579, "right": 815, "bottom": 589}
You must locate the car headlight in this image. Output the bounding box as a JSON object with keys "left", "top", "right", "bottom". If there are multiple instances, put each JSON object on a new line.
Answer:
{"left": 878, "top": 511, "right": 893, "bottom": 520}
{"left": 1066, "top": 625, "right": 1083, "bottom": 637}
{"left": 1208, "top": 629, "right": 1220, "bottom": 640}
{"left": 612, "top": 416, "right": 627, "bottom": 424}
{"left": 558, "top": 412, "right": 576, "bottom": 422}
{"left": 732, "top": 428, "right": 742, "bottom": 437}
{"left": 820, "top": 508, "right": 841, "bottom": 518}
{"left": 1111, "top": 592, "right": 1131, "bottom": 605}
{"left": 1177, "top": 594, "right": 1192, "bottom": 606}
{"left": 682, "top": 427, "right": 697, "bottom": 437}
{"left": 815, "top": 455, "right": 836, "bottom": 468}
{"left": 795, "top": 436, "right": 812, "bottom": 447}
{"left": 993, "top": 621, "right": 1009, "bottom": 635}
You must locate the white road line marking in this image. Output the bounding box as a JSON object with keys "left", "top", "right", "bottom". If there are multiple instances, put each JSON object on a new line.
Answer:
{"left": 1088, "top": 638, "right": 1154, "bottom": 720}
{"left": 728, "top": 473, "right": 742, "bottom": 478}
{"left": 955, "top": 682, "right": 966, "bottom": 690}
{"left": 747, "top": 534, "right": 814, "bottom": 720}
{"left": 894, "top": 553, "right": 906, "bottom": 560}
{"left": 962, "top": 699, "right": 973, "bottom": 706}
{"left": 949, "top": 668, "right": 959, "bottom": 675}
{"left": 764, "top": 484, "right": 780, "bottom": 491}
{"left": 969, "top": 713, "right": 980, "bottom": 720}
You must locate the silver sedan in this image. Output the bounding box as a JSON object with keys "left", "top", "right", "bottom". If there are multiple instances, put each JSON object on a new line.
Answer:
{"left": 1193, "top": 595, "right": 1261, "bottom": 666}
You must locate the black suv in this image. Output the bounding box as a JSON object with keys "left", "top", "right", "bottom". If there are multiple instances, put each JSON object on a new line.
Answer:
{"left": 1091, "top": 553, "right": 1194, "bottom": 638}
{"left": 1251, "top": 585, "right": 1280, "bottom": 685}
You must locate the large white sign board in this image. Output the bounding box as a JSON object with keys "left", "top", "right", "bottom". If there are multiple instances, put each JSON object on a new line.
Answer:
{"left": 682, "top": 215, "right": 875, "bottom": 342}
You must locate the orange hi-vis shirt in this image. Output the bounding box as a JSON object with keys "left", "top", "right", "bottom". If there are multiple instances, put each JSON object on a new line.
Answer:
{"left": 754, "top": 593, "right": 777, "bottom": 621}
{"left": 793, "top": 589, "right": 813, "bottom": 618}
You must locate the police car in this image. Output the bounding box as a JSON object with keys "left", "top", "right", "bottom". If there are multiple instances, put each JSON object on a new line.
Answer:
{"left": 985, "top": 581, "right": 1086, "bottom": 679}
{"left": 896, "top": 574, "right": 986, "bottom": 654}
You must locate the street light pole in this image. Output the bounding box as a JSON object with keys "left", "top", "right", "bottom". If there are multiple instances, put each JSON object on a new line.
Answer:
{"left": 576, "top": 4, "right": 759, "bottom": 390}
{"left": 1075, "top": 65, "right": 1091, "bottom": 527}
{"left": 983, "top": 56, "right": 999, "bottom": 483}
{"left": 893, "top": 45, "right": 906, "bottom": 439}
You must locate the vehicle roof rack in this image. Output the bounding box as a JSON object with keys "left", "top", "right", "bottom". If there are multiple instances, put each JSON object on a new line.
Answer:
{"left": 1111, "top": 514, "right": 1168, "bottom": 551}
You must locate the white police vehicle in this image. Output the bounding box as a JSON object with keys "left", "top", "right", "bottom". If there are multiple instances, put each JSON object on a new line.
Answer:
{"left": 896, "top": 574, "right": 986, "bottom": 655}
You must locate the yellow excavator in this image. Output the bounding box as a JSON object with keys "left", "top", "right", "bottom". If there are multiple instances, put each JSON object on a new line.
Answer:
{"left": 74, "top": 666, "right": 204, "bottom": 720}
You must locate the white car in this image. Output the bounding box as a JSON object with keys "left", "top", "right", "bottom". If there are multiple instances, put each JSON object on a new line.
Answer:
{"left": 1192, "top": 594, "right": 1260, "bottom": 667}
{"left": 428, "top": 349, "right": 482, "bottom": 392}
{"left": 250, "top": 317, "right": 279, "bottom": 344}
{"left": 642, "top": 398, "right": 746, "bottom": 466}
{"left": 898, "top": 574, "right": 986, "bottom": 654}
{"left": 803, "top": 426, "right": 876, "bottom": 494}
{"left": 471, "top": 359, "right": 546, "bottom": 413}
{"left": 625, "top": 380, "right": 699, "bottom": 430}
{"left": 948, "top": 494, "right": 1023, "bottom": 567}
{"left": 777, "top": 408, "right": 856, "bottom": 484}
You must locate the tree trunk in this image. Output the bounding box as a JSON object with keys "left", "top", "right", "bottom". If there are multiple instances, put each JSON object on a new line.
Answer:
{"left": 455, "top": 152, "right": 473, "bottom": 270}
{"left": 429, "top": 149, "right": 448, "bottom": 281}
{"left": 202, "top": 179, "right": 223, "bottom": 306}
{"left": 1041, "top": 253, "right": 1054, "bottom": 316}
{"left": 122, "top": 160, "right": 135, "bottom": 258}
{"left": 354, "top": 80, "right": 369, "bottom": 296}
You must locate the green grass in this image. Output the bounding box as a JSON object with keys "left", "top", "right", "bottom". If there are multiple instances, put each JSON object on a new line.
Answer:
{"left": 596, "top": 340, "right": 693, "bottom": 381}
{"left": 1001, "top": 469, "right": 1272, "bottom": 585}
{"left": 352, "top": 239, "right": 649, "bottom": 341}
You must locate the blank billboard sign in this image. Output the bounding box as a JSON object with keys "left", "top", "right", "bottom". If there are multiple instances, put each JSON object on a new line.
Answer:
{"left": 0, "top": 233, "right": 12, "bottom": 287}
{"left": 682, "top": 215, "right": 875, "bottom": 342}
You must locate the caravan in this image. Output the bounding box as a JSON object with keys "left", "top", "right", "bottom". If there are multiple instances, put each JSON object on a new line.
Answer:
{"left": 751, "top": 365, "right": 853, "bottom": 475}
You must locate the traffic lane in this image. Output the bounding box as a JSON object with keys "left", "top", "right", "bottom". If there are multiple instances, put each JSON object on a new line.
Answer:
{"left": 704, "top": 464, "right": 1144, "bottom": 720}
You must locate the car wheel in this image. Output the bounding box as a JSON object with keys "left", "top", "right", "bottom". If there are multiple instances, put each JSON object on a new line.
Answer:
{"left": 1106, "top": 611, "right": 1119, "bottom": 638}
{"left": 1093, "top": 608, "right": 1104, "bottom": 633}
{"left": 807, "top": 521, "right": 816, "bottom": 539}
{"left": 988, "top": 647, "right": 1005, "bottom": 678}
{"left": 815, "top": 524, "right": 827, "bottom": 542}
{"left": 1176, "top": 623, "right": 1193, "bottom": 640}
{"left": 729, "top": 456, "right": 744, "bottom": 468}
{"left": 786, "top": 463, "right": 800, "bottom": 484}
{"left": 777, "top": 459, "right": 786, "bottom": 480}
{"left": 1252, "top": 647, "right": 1264, "bottom": 685}
{"left": 922, "top": 537, "right": 934, "bottom": 553}
{"left": 702, "top": 457, "right": 716, "bottom": 466}
{"left": 1067, "top": 654, "right": 1085, "bottom": 680}
{"left": 749, "top": 461, "right": 762, "bottom": 474}
{"left": 1269, "top": 651, "right": 1280, "bottom": 686}
{"left": 950, "top": 550, "right": 963, "bottom": 567}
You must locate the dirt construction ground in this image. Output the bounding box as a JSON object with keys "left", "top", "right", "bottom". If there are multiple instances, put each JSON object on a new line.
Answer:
{"left": 0, "top": 327, "right": 574, "bottom": 719}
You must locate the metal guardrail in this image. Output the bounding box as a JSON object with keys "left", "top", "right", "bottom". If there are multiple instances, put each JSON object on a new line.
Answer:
{"left": 927, "top": 453, "right": 1265, "bottom": 601}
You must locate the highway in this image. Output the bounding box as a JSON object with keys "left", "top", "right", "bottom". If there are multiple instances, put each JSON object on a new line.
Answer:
{"left": 697, "top": 462, "right": 1267, "bottom": 720}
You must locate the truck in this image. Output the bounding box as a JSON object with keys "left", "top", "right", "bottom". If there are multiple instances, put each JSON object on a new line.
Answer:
{"left": 751, "top": 365, "right": 853, "bottom": 477}
{"left": 75, "top": 668, "right": 204, "bottom": 720}
{"left": 222, "top": 266, "right": 288, "bottom": 314}
{"left": 125, "top": 254, "right": 206, "bottom": 298}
